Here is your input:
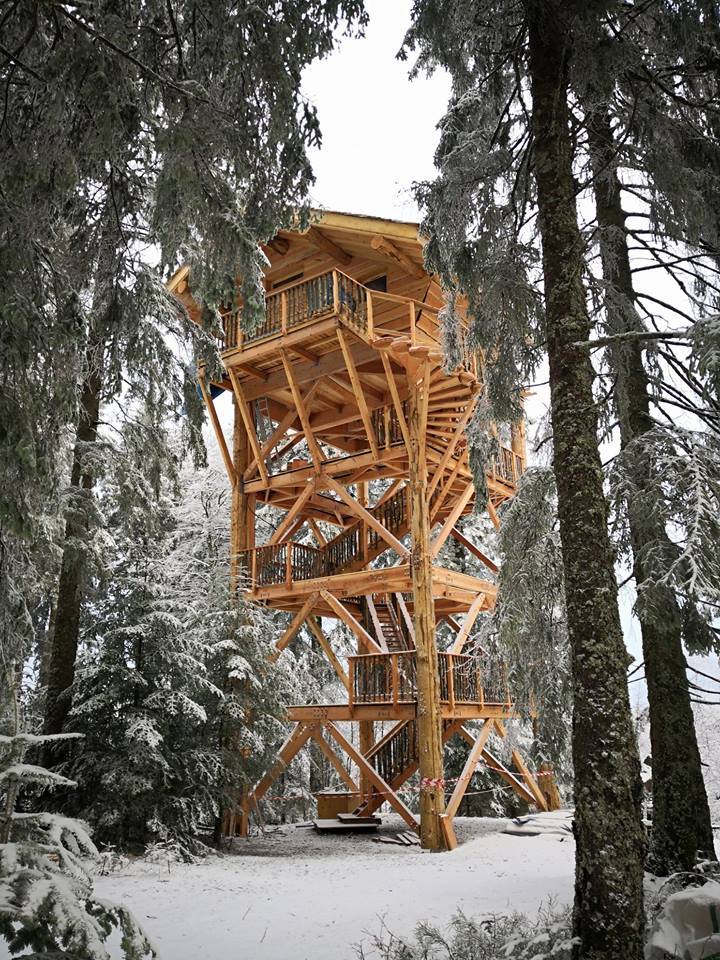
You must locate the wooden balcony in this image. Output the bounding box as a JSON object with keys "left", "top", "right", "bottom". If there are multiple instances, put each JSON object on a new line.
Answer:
{"left": 348, "top": 651, "right": 511, "bottom": 710}
{"left": 217, "top": 267, "right": 479, "bottom": 377}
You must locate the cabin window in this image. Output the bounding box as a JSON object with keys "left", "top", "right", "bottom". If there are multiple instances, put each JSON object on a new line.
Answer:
{"left": 271, "top": 272, "right": 303, "bottom": 290}
{"left": 365, "top": 275, "right": 387, "bottom": 292}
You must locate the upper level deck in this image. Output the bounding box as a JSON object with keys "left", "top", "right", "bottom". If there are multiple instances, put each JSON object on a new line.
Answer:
{"left": 170, "top": 212, "right": 526, "bottom": 615}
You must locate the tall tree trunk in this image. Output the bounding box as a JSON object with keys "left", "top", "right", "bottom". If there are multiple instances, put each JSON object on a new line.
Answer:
{"left": 588, "top": 109, "right": 716, "bottom": 873}
{"left": 524, "top": 4, "right": 646, "bottom": 957}
{"left": 42, "top": 336, "right": 103, "bottom": 740}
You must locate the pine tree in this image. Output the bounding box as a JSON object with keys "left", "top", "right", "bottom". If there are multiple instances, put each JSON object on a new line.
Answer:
{"left": 404, "top": 3, "right": 646, "bottom": 955}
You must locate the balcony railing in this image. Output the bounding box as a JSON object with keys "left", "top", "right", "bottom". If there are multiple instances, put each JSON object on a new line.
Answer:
{"left": 239, "top": 486, "right": 409, "bottom": 589}
{"left": 490, "top": 441, "right": 524, "bottom": 486}
{"left": 221, "top": 269, "right": 372, "bottom": 350}
{"left": 348, "top": 652, "right": 511, "bottom": 710}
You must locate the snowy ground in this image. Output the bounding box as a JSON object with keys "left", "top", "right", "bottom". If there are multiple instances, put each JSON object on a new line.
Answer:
{"left": 92, "top": 811, "right": 575, "bottom": 960}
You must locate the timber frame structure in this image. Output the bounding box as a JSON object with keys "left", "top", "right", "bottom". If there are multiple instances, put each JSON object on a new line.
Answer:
{"left": 170, "top": 210, "right": 548, "bottom": 850}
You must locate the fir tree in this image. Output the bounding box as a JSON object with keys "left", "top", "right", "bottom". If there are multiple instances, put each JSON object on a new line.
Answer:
{"left": 404, "top": 3, "right": 647, "bottom": 955}
{"left": 0, "top": 0, "right": 367, "bottom": 741}
{"left": 0, "top": 676, "right": 154, "bottom": 958}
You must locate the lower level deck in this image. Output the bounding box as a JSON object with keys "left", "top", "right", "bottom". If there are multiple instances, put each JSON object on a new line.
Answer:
{"left": 287, "top": 702, "right": 517, "bottom": 722}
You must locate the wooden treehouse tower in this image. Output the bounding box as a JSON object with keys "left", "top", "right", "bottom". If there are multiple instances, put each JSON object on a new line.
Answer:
{"left": 170, "top": 211, "right": 550, "bottom": 850}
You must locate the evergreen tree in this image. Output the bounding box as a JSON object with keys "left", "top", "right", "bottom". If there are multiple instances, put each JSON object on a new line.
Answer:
{"left": 404, "top": 3, "right": 646, "bottom": 955}
{"left": 571, "top": 6, "right": 720, "bottom": 874}
{"left": 0, "top": 0, "right": 367, "bottom": 741}
{"left": 489, "top": 467, "right": 572, "bottom": 783}
{"left": 0, "top": 677, "right": 154, "bottom": 958}
{"left": 65, "top": 432, "right": 296, "bottom": 853}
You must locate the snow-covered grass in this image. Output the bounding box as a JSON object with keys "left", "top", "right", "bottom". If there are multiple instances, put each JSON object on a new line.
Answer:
{"left": 91, "top": 812, "right": 575, "bottom": 960}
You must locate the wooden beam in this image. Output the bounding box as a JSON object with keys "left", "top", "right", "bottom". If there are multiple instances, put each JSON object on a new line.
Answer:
{"left": 319, "top": 590, "right": 382, "bottom": 654}
{"left": 427, "top": 399, "right": 477, "bottom": 498}
{"left": 322, "top": 474, "right": 409, "bottom": 559}
{"left": 308, "top": 725, "right": 359, "bottom": 792}
{"left": 309, "top": 519, "right": 327, "bottom": 547}
{"left": 430, "top": 483, "right": 476, "bottom": 559}
{"left": 370, "top": 235, "right": 425, "bottom": 279}
{"left": 511, "top": 750, "right": 548, "bottom": 811}
{"left": 227, "top": 368, "right": 269, "bottom": 484}
{"left": 487, "top": 499, "right": 501, "bottom": 530}
{"left": 365, "top": 596, "right": 389, "bottom": 652}
{"left": 444, "top": 719, "right": 495, "bottom": 819}
{"left": 268, "top": 594, "right": 319, "bottom": 662}
{"left": 251, "top": 722, "right": 314, "bottom": 804}
{"left": 281, "top": 350, "right": 324, "bottom": 471}
{"left": 336, "top": 327, "right": 380, "bottom": 460}
{"left": 380, "top": 353, "right": 411, "bottom": 453}
{"left": 306, "top": 228, "right": 352, "bottom": 266}
{"left": 243, "top": 406, "right": 298, "bottom": 481}
{"left": 450, "top": 593, "right": 487, "bottom": 654}
{"left": 449, "top": 527, "right": 499, "bottom": 574}
{"left": 324, "top": 721, "right": 419, "bottom": 830}
{"left": 453, "top": 729, "right": 535, "bottom": 805}
{"left": 430, "top": 458, "right": 464, "bottom": 524}
{"left": 198, "top": 373, "right": 236, "bottom": 485}
{"left": 290, "top": 343, "right": 319, "bottom": 364}
{"left": 268, "top": 479, "right": 315, "bottom": 545}
{"left": 407, "top": 370, "right": 445, "bottom": 851}
{"left": 306, "top": 616, "right": 350, "bottom": 691}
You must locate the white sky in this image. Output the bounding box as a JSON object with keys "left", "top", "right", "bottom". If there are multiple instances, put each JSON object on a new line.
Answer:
{"left": 302, "top": 1, "right": 451, "bottom": 222}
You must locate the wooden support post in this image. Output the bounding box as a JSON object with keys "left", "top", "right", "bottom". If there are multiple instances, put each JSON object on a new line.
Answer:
{"left": 227, "top": 368, "right": 269, "bottom": 484}
{"left": 267, "top": 479, "right": 315, "bottom": 545}
{"left": 268, "top": 594, "right": 319, "bottom": 662}
{"left": 487, "top": 499, "right": 501, "bottom": 530}
{"left": 322, "top": 474, "right": 409, "bottom": 559}
{"left": 309, "top": 519, "right": 327, "bottom": 547}
{"left": 430, "top": 483, "right": 475, "bottom": 559}
{"left": 449, "top": 527, "right": 499, "bottom": 574}
{"left": 358, "top": 718, "right": 374, "bottom": 804}
{"left": 336, "top": 327, "right": 380, "bottom": 459}
{"left": 249, "top": 722, "right": 315, "bottom": 807}
{"left": 407, "top": 362, "right": 446, "bottom": 850}
{"left": 306, "top": 616, "right": 350, "bottom": 691}
{"left": 198, "top": 374, "right": 236, "bottom": 485}
{"left": 450, "top": 593, "right": 487, "bottom": 654}
{"left": 281, "top": 350, "right": 324, "bottom": 471}
{"left": 444, "top": 719, "right": 495, "bottom": 820}
{"left": 511, "top": 750, "right": 548, "bottom": 811}
{"left": 230, "top": 397, "right": 250, "bottom": 593}
{"left": 319, "top": 590, "right": 383, "bottom": 654}
{"left": 307, "top": 725, "right": 358, "bottom": 793}
{"left": 379, "top": 353, "right": 411, "bottom": 453}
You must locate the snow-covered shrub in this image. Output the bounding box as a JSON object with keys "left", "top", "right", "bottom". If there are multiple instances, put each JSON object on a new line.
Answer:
{"left": 0, "top": 730, "right": 155, "bottom": 959}
{"left": 357, "top": 905, "right": 574, "bottom": 960}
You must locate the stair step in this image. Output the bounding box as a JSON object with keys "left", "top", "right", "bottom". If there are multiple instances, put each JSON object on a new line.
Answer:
{"left": 313, "top": 818, "right": 379, "bottom": 833}
{"left": 336, "top": 812, "right": 381, "bottom": 825}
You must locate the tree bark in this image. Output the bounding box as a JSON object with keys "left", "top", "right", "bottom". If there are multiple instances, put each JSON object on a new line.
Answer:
{"left": 524, "top": 4, "right": 646, "bottom": 957}
{"left": 42, "top": 336, "right": 103, "bottom": 740}
{"left": 588, "top": 108, "right": 716, "bottom": 873}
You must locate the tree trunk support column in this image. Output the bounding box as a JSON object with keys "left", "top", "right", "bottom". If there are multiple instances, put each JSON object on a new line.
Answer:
{"left": 407, "top": 362, "right": 446, "bottom": 850}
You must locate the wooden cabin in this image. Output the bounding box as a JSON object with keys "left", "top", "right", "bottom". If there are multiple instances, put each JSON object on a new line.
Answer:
{"left": 169, "top": 210, "right": 549, "bottom": 850}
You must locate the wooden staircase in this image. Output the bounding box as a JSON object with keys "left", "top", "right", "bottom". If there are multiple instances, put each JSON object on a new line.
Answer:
{"left": 362, "top": 594, "right": 413, "bottom": 653}
{"left": 353, "top": 720, "right": 419, "bottom": 817}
